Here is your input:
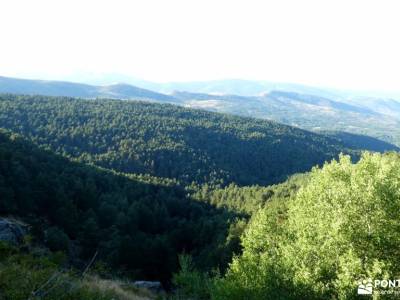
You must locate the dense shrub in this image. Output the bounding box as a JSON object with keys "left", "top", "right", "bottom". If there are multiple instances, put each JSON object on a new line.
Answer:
{"left": 212, "top": 152, "right": 400, "bottom": 299}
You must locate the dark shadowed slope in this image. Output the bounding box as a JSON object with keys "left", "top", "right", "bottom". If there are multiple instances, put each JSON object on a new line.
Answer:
{"left": 321, "top": 131, "right": 400, "bottom": 152}
{"left": 0, "top": 129, "right": 239, "bottom": 282}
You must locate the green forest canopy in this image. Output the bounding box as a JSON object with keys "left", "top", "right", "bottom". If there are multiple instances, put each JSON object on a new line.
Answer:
{"left": 0, "top": 94, "right": 354, "bottom": 186}
{"left": 2, "top": 93, "right": 398, "bottom": 299}
{"left": 0, "top": 130, "right": 241, "bottom": 282}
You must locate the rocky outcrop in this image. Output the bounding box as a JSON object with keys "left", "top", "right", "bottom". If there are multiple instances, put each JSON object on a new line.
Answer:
{"left": 0, "top": 218, "right": 27, "bottom": 245}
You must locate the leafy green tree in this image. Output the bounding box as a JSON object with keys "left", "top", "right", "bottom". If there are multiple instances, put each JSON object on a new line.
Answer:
{"left": 173, "top": 255, "right": 214, "bottom": 300}
{"left": 213, "top": 152, "right": 400, "bottom": 299}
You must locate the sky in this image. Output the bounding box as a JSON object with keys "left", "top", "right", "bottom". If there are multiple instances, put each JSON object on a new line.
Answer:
{"left": 0, "top": 0, "right": 399, "bottom": 92}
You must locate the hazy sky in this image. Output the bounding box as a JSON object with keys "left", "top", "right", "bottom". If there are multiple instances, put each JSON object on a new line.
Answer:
{"left": 1, "top": 0, "right": 399, "bottom": 91}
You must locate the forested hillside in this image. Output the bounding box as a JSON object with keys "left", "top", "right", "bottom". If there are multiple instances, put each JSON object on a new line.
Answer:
{"left": 0, "top": 94, "right": 353, "bottom": 186}
{"left": 322, "top": 131, "right": 400, "bottom": 152}
{"left": 2, "top": 76, "right": 400, "bottom": 149}
{"left": 3, "top": 93, "right": 399, "bottom": 299}
{"left": 173, "top": 153, "right": 400, "bottom": 299}
{"left": 0, "top": 128, "right": 309, "bottom": 290}
{"left": 2, "top": 0, "right": 400, "bottom": 297}
{"left": 176, "top": 90, "right": 400, "bottom": 147}
{"left": 0, "top": 130, "right": 241, "bottom": 282}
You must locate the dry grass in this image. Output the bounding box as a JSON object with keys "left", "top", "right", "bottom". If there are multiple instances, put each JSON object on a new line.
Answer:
{"left": 83, "top": 275, "right": 158, "bottom": 300}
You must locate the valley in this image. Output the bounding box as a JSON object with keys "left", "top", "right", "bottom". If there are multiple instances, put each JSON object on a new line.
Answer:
{"left": 0, "top": 79, "right": 399, "bottom": 300}
{"left": 2, "top": 1, "right": 400, "bottom": 298}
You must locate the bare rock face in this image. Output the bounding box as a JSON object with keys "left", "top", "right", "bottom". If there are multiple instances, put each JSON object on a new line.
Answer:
{"left": 133, "top": 280, "right": 164, "bottom": 293}
{"left": 0, "top": 218, "right": 27, "bottom": 245}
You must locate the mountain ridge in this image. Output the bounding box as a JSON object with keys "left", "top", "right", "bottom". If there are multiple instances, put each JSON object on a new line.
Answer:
{"left": 1, "top": 75, "right": 400, "bottom": 147}
{"left": 0, "top": 75, "right": 176, "bottom": 102}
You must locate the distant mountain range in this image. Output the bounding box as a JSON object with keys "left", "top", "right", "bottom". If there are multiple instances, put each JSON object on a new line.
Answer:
{"left": 1, "top": 75, "right": 400, "bottom": 148}
{"left": 58, "top": 73, "right": 400, "bottom": 99}
{"left": 0, "top": 76, "right": 175, "bottom": 102}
